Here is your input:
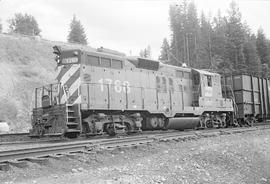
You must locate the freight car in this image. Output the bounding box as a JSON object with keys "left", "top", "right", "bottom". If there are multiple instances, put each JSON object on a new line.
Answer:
{"left": 30, "top": 46, "right": 234, "bottom": 138}
{"left": 222, "top": 74, "right": 270, "bottom": 126}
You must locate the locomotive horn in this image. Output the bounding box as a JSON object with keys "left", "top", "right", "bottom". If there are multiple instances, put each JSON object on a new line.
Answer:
{"left": 53, "top": 46, "right": 62, "bottom": 65}
{"left": 53, "top": 45, "right": 62, "bottom": 55}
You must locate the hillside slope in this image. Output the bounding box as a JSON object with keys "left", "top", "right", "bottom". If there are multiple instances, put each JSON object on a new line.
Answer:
{"left": 0, "top": 34, "right": 93, "bottom": 132}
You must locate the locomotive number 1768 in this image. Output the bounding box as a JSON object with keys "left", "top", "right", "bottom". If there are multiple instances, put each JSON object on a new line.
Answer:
{"left": 98, "top": 78, "right": 131, "bottom": 93}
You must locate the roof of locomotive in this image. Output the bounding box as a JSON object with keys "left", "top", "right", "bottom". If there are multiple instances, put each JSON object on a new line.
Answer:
{"left": 58, "top": 46, "right": 219, "bottom": 76}
{"left": 192, "top": 68, "right": 216, "bottom": 76}
{"left": 81, "top": 49, "right": 218, "bottom": 76}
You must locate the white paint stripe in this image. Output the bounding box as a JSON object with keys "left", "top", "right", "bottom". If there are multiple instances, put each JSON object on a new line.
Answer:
{"left": 60, "top": 65, "right": 80, "bottom": 86}
{"left": 56, "top": 65, "right": 63, "bottom": 76}
{"left": 60, "top": 77, "right": 80, "bottom": 104}
{"left": 73, "top": 95, "right": 81, "bottom": 104}
{"left": 56, "top": 65, "right": 65, "bottom": 81}
{"left": 61, "top": 89, "right": 68, "bottom": 104}
{"left": 69, "top": 78, "right": 80, "bottom": 97}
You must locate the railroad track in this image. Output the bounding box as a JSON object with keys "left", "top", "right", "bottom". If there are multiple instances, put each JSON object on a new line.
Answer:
{"left": 0, "top": 125, "right": 269, "bottom": 171}
{"left": 0, "top": 136, "right": 153, "bottom": 170}
{"left": 1, "top": 122, "right": 268, "bottom": 145}
{"left": 0, "top": 132, "right": 30, "bottom": 144}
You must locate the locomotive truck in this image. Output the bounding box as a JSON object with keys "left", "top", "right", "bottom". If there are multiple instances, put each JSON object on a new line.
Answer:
{"left": 30, "top": 46, "right": 243, "bottom": 138}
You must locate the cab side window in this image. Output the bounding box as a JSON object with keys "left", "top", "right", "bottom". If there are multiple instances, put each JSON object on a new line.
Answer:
{"left": 168, "top": 78, "right": 174, "bottom": 93}
{"left": 193, "top": 73, "right": 200, "bottom": 85}
{"left": 111, "top": 59, "right": 123, "bottom": 69}
{"left": 156, "top": 76, "right": 161, "bottom": 92}
{"left": 162, "top": 77, "right": 167, "bottom": 92}
{"left": 100, "top": 57, "right": 111, "bottom": 67}
{"left": 87, "top": 55, "right": 99, "bottom": 66}
{"left": 206, "top": 75, "right": 212, "bottom": 87}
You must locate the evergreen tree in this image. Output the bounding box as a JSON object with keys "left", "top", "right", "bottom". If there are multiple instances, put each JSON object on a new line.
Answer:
{"left": 262, "top": 63, "right": 270, "bottom": 78}
{"left": 139, "top": 45, "right": 151, "bottom": 58}
{"left": 186, "top": 2, "right": 199, "bottom": 67}
{"left": 169, "top": 3, "right": 186, "bottom": 66}
{"left": 159, "top": 38, "right": 170, "bottom": 62}
{"left": 256, "top": 28, "right": 270, "bottom": 65}
{"left": 224, "top": 1, "right": 246, "bottom": 73}
{"left": 197, "top": 12, "right": 212, "bottom": 69}
{"left": 8, "top": 13, "right": 41, "bottom": 36}
{"left": 166, "top": 0, "right": 267, "bottom": 77}
{"left": 67, "top": 15, "right": 87, "bottom": 45}
{"left": 212, "top": 10, "right": 227, "bottom": 70}
{"left": 169, "top": 1, "right": 199, "bottom": 67}
{"left": 243, "top": 34, "right": 261, "bottom": 76}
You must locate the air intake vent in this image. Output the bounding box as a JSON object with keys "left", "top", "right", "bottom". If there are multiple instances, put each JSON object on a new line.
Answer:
{"left": 137, "top": 58, "right": 159, "bottom": 71}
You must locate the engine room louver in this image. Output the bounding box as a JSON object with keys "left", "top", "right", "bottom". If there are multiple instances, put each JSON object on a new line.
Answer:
{"left": 137, "top": 58, "right": 159, "bottom": 71}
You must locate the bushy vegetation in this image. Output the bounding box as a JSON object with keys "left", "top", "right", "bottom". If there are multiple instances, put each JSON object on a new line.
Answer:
{"left": 8, "top": 13, "right": 41, "bottom": 36}
{"left": 0, "top": 34, "right": 94, "bottom": 132}
{"left": 0, "top": 35, "right": 55, "bottom": 131}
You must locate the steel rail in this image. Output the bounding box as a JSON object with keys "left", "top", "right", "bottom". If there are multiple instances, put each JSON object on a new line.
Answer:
{"left": 0, "top": 133, "right": 28, "bottom": 137}
{"left": 0, "top": 136, "right": 152, "bottom": 162}
{"left": 0, "top": 125, "right": 270, "bottom": 164}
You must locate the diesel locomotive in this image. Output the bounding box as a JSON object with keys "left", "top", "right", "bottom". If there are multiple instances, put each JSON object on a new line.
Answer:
{"left": 30, "top": 46, "right": 240, "bottom": 138}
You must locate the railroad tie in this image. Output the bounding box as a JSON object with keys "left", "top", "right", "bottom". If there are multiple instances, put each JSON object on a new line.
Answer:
{"left": 24, "top": 157, "right": 49, "bottom": 164}
{"left": 0, "top": 163, "right": 10, "bottom": 171}
{"left": 8, "top": 160, "right": 28, "bottom": 168}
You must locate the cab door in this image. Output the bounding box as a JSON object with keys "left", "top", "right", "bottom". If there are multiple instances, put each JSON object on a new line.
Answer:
{"left": 191, "top": 71, "right": 201, "bottom": 106}
{"left": 156, "top": 76, "right": 171, "bottom": 115}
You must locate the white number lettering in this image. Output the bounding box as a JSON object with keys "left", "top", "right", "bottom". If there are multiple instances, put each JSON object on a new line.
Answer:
{"left": 114, "top": 80, "right": 122, "bottom": 93}
{"left": 105, "top": 79, "right": 112, "bottom": 87}
{"left": 98, "top": 78, "right": 131, "bottom": 93}
{"left": 62, "top": 57, "right": 78, "bottom": 64}
{"left": 123, "top": 81, "right": 131, "bottom": 94}
{"left": 98, "top": 78, "right": 104, "bottom": 92}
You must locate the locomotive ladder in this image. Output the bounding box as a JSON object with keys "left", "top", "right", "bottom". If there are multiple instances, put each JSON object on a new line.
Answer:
{"left": 65, "top": 104, "right": 81, "bottom": 136}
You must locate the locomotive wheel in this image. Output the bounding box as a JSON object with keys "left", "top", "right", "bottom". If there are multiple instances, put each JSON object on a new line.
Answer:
{"left": 158, "top": 119, "right": 165, "bottom": 129}
{"left": 150, "top": 118, "right": 158, "bottom": 129}
{"left": 124, "top": 123, "right": 132, "bottom": 134}
{"left": 162, "top": 118, "right": 169, "bottom": 130}
{"left": 106, "top": 124, "right": 116, "bottom": 136}
{"left": 232, "top": 119, "right": 239, "bottom": 127}
{"left": 206, "top": 120, "right": 213, "bottom": 128}
{"left": 221, "top": 120, "right": 226, "bottom": 128}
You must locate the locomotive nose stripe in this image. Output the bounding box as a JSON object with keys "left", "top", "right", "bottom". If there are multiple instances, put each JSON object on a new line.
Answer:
{"left": 61, "top": 88, "right": 80, "bottom": 104}
{"left": 59, "top": 66, "right": 81, "bottom": 103}
{"left": 68, "top": 78, "right": 80, "bottom": 98}
{"left": 56, "top": 65, "right": 72, "bottom": 81}
{"left": 59, "top": 65, "right": 80, "bottom": 86}
{"left": 61, "top": 68, "right": 80, "bottom": 88}
{"left": 69, "top": 89, "right": 80, "bottom": 104}
{"left": 73, "top": 95, "right": 81, "bottom": 104}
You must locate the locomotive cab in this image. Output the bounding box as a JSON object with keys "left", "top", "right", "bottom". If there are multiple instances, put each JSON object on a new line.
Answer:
{"left": 191, "top": 69, "right": 234, "bottom": 128}
{"left": 191, "top": 69, "right": 223, "bottom": 106}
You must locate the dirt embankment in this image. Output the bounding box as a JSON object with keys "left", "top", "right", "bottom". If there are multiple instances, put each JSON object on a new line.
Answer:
{"left": 0, "top": 34, "right": 96, "bottom": 132}
{"left": 0, "top": 34, "right": 56, "bottom": 132}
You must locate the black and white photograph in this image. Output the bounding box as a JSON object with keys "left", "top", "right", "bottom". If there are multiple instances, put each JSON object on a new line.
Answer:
{"left": 0, "top": 0, "right": 270, "bottom": 183}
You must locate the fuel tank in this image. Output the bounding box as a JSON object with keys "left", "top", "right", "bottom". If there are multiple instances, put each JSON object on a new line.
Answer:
{"left": 167, "top": 117, "right": 200, "bottom": 130}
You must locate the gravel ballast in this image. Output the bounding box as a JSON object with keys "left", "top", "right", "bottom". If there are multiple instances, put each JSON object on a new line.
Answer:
{"left": 1, "top": 128, "right": 270, "bottom": 184}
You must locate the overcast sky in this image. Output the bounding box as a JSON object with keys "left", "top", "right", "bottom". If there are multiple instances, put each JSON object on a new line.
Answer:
{"left": 0, "top": 0, "right": 270, "bottom": 59}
